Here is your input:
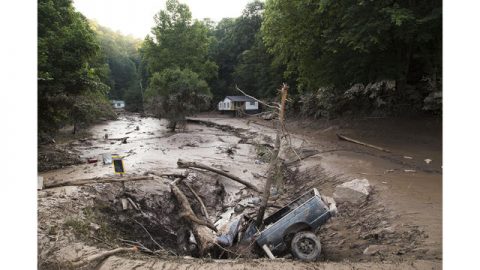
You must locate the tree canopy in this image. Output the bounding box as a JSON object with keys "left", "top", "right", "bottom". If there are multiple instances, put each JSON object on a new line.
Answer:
{"left": 39, "top": 0, "right": 442, "bottom": 138}
{"left": 38, "top": 0, "right": 114, "bottom": 137}
{"left": 91, "top": 22, "right": 144, "bottom": 112}
{"left": 262, "top": 0, "right": 442, "bottom": 115}
{"left": 141, "top": 0, "right": 215, "bottom": 129}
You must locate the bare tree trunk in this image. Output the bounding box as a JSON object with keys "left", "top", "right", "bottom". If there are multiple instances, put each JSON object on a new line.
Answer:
{"left": 170, "top": 180, "right": 217, "bottom": 255}
{"left": 44, "top": 176, "right": 154, "bottom": 189}
{"left": 255, "top": 84, "right": 288, "bottom": 228}
{"left": 71, "top": 247, "right": 137, "bottom": 268}
{"left": 177, "top": 159, "right": 260, "bottom": 192}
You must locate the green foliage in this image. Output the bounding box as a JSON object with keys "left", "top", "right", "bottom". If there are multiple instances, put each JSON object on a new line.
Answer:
{"left": 38, "top": 0, "right": 115, "bottom": 135}
{"left": 142, "top": 0, "right": 217, "bottom": 80}
{"left": 91, "top": 21, "right": 143, "bottom": 103}
{"left": 209, "top": 0, "right": 284, "bottom": 102}
{"left": 141, "top": 0, "right": 216, "bottom": 128}
{"left": 145, "top": 68, "right": 211, "bottom": 131}
{"left": 262, "top": 0, "right": 442, "bottom": 115}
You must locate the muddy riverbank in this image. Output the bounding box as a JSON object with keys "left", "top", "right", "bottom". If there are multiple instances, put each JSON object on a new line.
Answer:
{"left": 38, "top": 112, "right": 442, "bottom": 269}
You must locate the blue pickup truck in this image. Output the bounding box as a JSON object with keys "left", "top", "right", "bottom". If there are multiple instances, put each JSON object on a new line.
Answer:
{"left": 254, "top": 188, "right": 337, "bottom": 261}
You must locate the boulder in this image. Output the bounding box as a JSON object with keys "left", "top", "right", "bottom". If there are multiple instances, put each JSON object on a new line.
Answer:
{"left": 363, "top": 244, "right": 388, "bottom": 255}
{"left": 333, "top": 178, "right": 371, "bottom": 204}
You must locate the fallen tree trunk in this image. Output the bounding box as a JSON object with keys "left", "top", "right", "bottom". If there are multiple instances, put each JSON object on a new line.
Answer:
{"left": 108, "top": 136, "right": 129, "bottom": 141}
{"left": 44, "top": 176, "right": 154, "bottom": 189}
{"left": 170, "top": 179, "right": 217, "bottom": 255}
{"left": 71, "top": 247, "right": 137, "bottom": 268}
{"left": 183, "top": 181, "right": 210, "bottom": 220}
{"left": 336, "top": 134, "right": 391, "bottom": 153}
{"left": 177, "top": 159, "right": 260, "bottom": 192}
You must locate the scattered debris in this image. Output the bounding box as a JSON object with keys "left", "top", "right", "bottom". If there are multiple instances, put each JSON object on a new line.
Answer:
{"left": 261, "top": 112, "right": 276, "bottom": 120}
{"left": 333, "top": 178, "right": 371, "bottom": 204}
{"left": 404, "top": 169, "right": 416, "bottom": 173}
{"left": 102, "top": 153, "right": 112, "bottom": 165}
{"left": 336, "top": 134, "right": 391, "bottom": 153}
{"left": 425, "top": 158, "right": 432, "bottom": 164}
{"left": 108, "top": 136, "right": 129, "bottom": 142}
{"left": 403, "top": 156, "right": 413, "bottom": 159}
{"left": 89, "top": 222, "right": 101, "bottom": 231}
{"left": 363, "top": 245, "right": 388, "bottom": 256}
{"left": 87, "top": 158, "right": 98, "bottom": 164}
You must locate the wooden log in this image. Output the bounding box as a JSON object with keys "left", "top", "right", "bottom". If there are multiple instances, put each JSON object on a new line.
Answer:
{"left": 44, "top": 176, "right": 154, "bottom": 189}
{"left": 336, "top": 134, "right": 391, "bottom": 153}
{"left": 183, "top": 181, "right": 210, "bottom": 220}
{"left": 177, "top": 159, "right": 260, "bottom": 192}
{"left": 170, "top": 180, "right": 217, "bottom": 255}
{"left": 108, "top": 136, "right": 129, "bottom": 141}
{"left": 71, "top": 247, "right": 137, "bottom": 268}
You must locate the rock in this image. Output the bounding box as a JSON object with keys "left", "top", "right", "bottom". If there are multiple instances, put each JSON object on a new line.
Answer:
{"left": 262, "top": 112, "right": 275, "bottom": 120}
{"left": 333, "top": 178, "right": 371, "bottom": 204}
{"left": 362, "top": 226, "right": 396, "bottom": 239}
{"left": 363, "top": 245, "right": 388, "bottom": 255}
{"left": 89, "top": 222, "right": 101, "bottom": 231}
{"left": 234, "top": 204, "right": 245, "bottom": 213}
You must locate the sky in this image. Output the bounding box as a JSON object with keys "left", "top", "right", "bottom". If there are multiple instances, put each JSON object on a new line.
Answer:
{"left": 73, "top": 0, "right": 253, "bottom": 38}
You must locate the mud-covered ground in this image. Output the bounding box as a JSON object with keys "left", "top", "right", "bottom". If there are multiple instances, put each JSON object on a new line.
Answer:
{"left": 38, "top": 111, "right": 442, "bottom": 269}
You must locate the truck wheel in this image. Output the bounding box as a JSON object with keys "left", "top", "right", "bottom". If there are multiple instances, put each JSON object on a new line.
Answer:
{"left": 291, "top": 231, "right": 321, "bottom": 261}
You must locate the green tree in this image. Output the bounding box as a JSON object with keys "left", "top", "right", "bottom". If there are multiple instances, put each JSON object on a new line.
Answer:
{"left": 145, "top": 68, "right": 211, "bottom": 131}
{"left": 262, "top": 0, "right": 442, "bottom": 115}
{"left": 142, "top": 0, "right": 216, "bottom": 128}
{"left": 142, "top": 0, "right": 217, "bottom": 80}
{"left": 91, "top": 22, "right": 144, "bottom": 111}
{"left": 38, "top": 0, "right": 114, "bottom": 136}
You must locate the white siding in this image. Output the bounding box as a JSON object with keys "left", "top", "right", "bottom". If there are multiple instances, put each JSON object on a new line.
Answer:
{"left": 218, "top": 98, "right": 233, "bottom": 111}
{"left": 245, "top": 101, "right": 258, "bottom": 110}
{"left": 224, "top": 98, "right": 232, "bottom": 111}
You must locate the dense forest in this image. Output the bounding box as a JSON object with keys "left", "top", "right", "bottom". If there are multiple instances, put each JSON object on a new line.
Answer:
{"left": 38, "top": 0, "right": 442, "bottom": 136}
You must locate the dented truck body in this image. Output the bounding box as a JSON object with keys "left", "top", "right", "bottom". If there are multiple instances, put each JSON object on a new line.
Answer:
{"left": 255, "top": 188, "right": 337, "bottom": 254}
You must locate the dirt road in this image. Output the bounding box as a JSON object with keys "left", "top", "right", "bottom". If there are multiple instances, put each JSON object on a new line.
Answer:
{"left": 38, "top": 112, "right": 442, "bottom": 269}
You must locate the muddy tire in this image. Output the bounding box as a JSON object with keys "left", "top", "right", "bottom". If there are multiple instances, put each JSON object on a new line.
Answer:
{"left": 291, "top": 231, "right": 321, "bottom": 261}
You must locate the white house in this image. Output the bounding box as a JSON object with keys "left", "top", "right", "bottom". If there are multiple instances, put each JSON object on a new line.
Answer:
{"left": 111, "top": 100, "right": 125, "bottom": 109}
{"left": 218, "top": 96, "right": 260, "bottom": 114}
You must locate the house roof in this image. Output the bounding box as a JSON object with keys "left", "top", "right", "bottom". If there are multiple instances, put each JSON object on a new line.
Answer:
{"left": 225, "top": 96, "right": 256, "bottom": 102}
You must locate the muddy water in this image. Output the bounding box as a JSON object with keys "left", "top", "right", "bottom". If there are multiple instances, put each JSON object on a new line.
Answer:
{"left": 38, "top": 113, "right": 442, "bottom": 268}
{"left": 40, "top": 113, "right": 268, "bottom": 198}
